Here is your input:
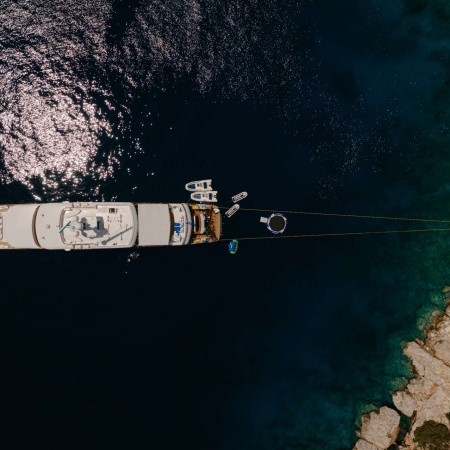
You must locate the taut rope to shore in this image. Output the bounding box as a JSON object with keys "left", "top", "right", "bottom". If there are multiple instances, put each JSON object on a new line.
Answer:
{"left": 217, "top": 205, "right": 450, "bottom": 242}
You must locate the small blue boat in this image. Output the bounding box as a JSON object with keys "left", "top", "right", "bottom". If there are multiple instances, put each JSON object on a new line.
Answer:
{"left": 228, "top": 240, "right": 239, "bottom": 254}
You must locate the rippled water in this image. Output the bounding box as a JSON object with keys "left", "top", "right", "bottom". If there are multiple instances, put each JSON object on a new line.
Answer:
{"left": 0, "top": 0, "right": 302, "bottom": 199}
{"left": 2, "top": 1, "right": 450, "bottom": 449}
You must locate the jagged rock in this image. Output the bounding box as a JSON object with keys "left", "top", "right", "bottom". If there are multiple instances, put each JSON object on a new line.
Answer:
{"left": 425, "top": 307, "right": 450, "bottom": 366}
{"left": 357, "top": 406, "right": 400, "bottom": 449}
{"left": 356, "top": 305, "right": 450, "bottom": 449}
{"left": 353, "top": 439, "right": 380, "bottom": 450}
{"left": 393, "top": 341, "right": 450, "bottom": 435}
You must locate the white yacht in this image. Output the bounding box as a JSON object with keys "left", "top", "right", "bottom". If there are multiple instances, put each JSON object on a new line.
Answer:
{"left": 0, "top": 201, "right": 221, "bottom": 250}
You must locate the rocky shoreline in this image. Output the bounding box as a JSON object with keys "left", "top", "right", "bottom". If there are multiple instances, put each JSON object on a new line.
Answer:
{"left": 354, "top": 300, "right": 450, "bottom": 450}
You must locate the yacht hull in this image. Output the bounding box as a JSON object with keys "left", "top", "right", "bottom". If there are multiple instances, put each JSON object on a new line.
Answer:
{"left": 0, "top": 202, "right": 221, "bottom": 250}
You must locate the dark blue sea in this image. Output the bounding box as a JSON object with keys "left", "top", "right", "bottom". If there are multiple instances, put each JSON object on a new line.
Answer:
{"left": 2, "top": 1, "right": 450, "bottom": 448}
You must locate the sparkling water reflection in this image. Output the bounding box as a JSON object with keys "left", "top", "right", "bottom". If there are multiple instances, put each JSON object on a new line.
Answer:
{"left": 0, "top": 0, "right": 309, "bottom": 199}
{"left": 0, "top": 0, "right": 117, "bottom": 197}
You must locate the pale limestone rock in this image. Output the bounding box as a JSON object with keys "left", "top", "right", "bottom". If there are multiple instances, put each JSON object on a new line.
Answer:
{"left": 393, "top": 342, "right": 450, "bottom": 420}
{"left": 425, "top": 311, "right": 450, "bottom": 366}
{"left": 392, "top": 375, "right": 436, "bottom": 418}
{"left": 353, "top": 439, "right": 380, "bottom": 450}
{"left": 356, "top": 306, "right": 450, "bottom": 448}
{"left": 358, "top": 406, "right": 400, "bottom": 449}
{"left": 392, "top": 341, "right": 450, "bottom": 439}
{"left": 403, "top": 341, "right": 450, "bottom": 385}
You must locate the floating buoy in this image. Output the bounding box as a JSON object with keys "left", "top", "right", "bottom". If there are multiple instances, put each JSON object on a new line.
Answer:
{"left": 260, "top": 213, "right": 287, "bottom": 234}
{"left": 228, "top": 239, "right": 239, "bottom": 254}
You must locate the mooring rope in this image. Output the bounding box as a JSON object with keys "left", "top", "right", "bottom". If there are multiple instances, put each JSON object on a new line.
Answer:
{"left": 217, "top": 206, "right": 450, "bottom": 224}
{"left": 221, "top": 228, "right": 450, "bottom": 241}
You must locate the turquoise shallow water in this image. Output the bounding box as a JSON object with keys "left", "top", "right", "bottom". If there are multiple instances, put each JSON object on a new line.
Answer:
{"left": 2, "top": 1, "right": 450, "bottom": 449}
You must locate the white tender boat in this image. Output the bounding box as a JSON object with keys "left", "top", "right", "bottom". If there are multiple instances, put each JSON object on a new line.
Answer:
{"left": 185, "top": 179, "right": 212, "bottom": 192}
{"left": 231, "top": 191, "right": 248, "bottom": 203}
{"left": 0, "top": 201, "right": 222, "bottom": 250}
{"left": 190, "top": 191, "right": 218, "bottom": 203}
{"left": 225, "top": 204, "right": 240, "bottom": 218}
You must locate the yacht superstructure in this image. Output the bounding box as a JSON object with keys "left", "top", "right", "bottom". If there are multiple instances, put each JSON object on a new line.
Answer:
{"left": 0, "top": 201, "right": 221, "bottom": 250}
